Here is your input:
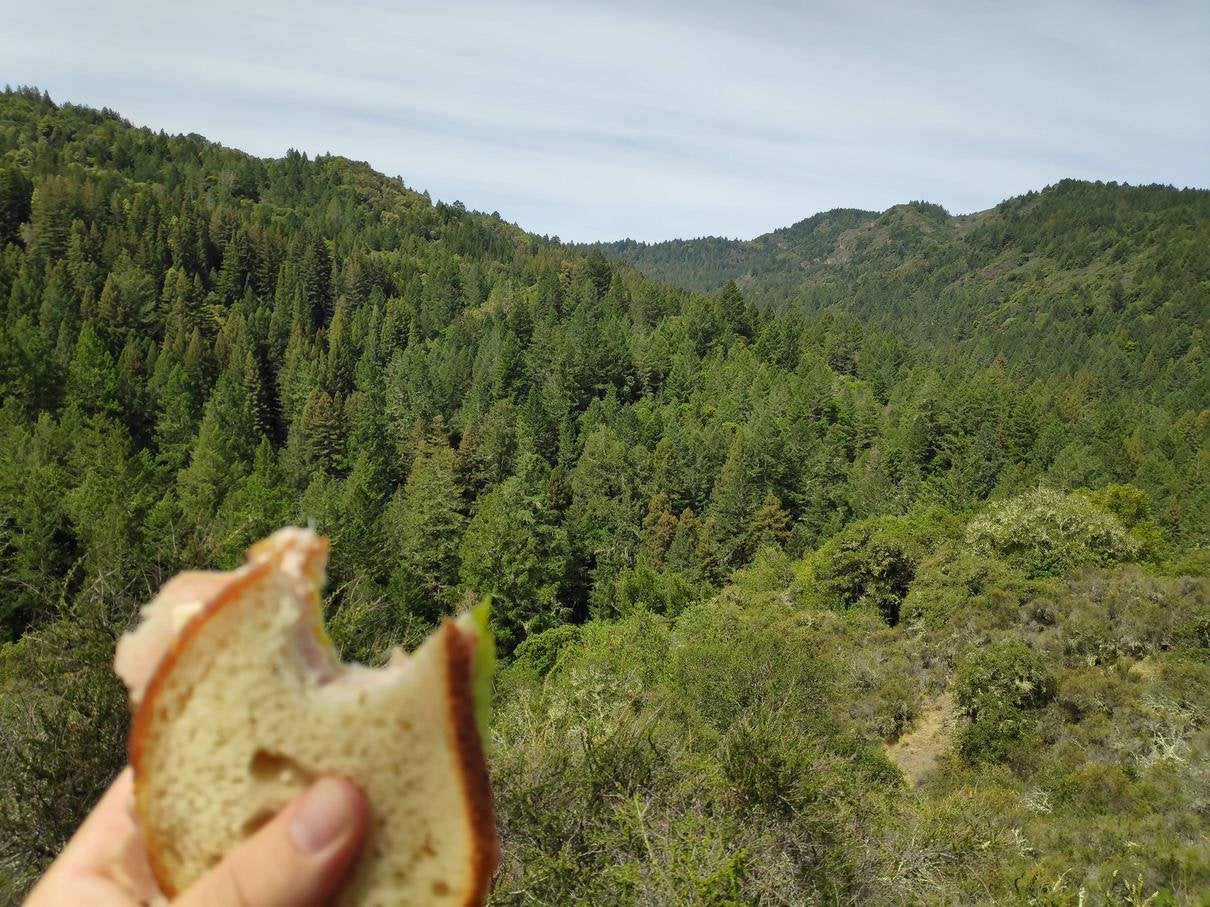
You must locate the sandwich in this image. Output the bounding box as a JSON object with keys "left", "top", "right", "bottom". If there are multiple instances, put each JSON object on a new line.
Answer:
{"left": 113, "top": 527, "right": 498, "bottom": 906}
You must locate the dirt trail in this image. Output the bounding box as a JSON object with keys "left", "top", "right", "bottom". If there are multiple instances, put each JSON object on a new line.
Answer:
{"left": 885, "top": 691, "right": 954, "bottom": 785}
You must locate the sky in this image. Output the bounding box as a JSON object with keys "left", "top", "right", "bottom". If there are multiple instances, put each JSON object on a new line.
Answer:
{"left": 3, "top": 0, "right": 1208, "bottom": 242}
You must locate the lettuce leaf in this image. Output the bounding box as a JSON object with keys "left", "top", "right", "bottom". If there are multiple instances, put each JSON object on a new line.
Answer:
{"left": 461, "top": 597, "right": 496, "bottom": 751}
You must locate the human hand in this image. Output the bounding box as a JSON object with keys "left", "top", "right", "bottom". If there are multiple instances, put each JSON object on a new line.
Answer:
{"left": 26, "top": 768, "right": 368, "bottom": 906}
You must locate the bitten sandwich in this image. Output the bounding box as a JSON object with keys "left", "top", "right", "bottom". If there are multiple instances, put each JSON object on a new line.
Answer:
{"left": 113, "top": 527, "right": 498, "bottom": 906}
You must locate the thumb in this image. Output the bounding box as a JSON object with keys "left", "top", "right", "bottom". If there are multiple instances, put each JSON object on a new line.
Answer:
{"left": 175, "top": 777, "right": 369, "bottom": 907}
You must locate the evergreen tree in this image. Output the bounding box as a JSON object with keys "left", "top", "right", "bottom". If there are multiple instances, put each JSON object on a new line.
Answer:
{"left": 65, "top": 323, "right": 122, "bottom": 419}
{"left": 459, "top": 474, "right": 567, "bottom": 655}
{"left": 642, "top": 491, "right": 679, "bottom": 567}
{"left": 176, "top": 367, "right": 259, "bottom": 557}
{"left": 0, "top": 167, "right": 33, "bottom": 246}
{"left": 744, "top": 488, "right": 791, "bottom": 557}
{"left": 386, "top": 440, "right": 466, "bottom": 622}
{"left": 709, "top": 433, "right": 752, "bottom": 564}
{"left": 299, "top": 389, "right": 344, "bottom": 476}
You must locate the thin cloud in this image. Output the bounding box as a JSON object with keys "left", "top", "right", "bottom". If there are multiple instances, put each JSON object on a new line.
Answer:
{"left": 3, "top": 0, "right": 1207, "bottom": 241}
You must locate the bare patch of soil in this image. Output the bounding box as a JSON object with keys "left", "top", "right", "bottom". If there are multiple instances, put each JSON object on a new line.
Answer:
{"left": 885, "top": 691, "right": 954, "bottom": 786}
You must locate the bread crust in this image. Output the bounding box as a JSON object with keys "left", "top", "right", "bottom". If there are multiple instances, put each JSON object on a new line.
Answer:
{"left": 126, "top": 535, "right": 499, "bottom": 905}
{"left": 128, "top": 537, "right": 329, "bottom": 897}
{"left": 442, "top": 620, "right": 500, "bottom": 906}
{"left": 128, "top": 556, "right": 274, "bottom": 896}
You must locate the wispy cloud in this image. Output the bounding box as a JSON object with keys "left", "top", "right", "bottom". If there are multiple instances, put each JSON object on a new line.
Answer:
{"left": 3, "top": 0, "right": 1207, "bottom": 240}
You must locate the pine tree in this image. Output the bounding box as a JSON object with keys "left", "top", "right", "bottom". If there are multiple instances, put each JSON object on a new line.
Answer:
{"left": 65, "top": 323, "right": 122, "bottom": 419}
{"left": 153, "top": 362, "right": 200, "bottom": 472}
{"left": 709, "top": 433, "right": 751, "bottom": 563}
{"left": 386, "top": 441, "right": 465, "bottom": 622}
{"left": 175, "top": 367, "right": 258, "bottom": 557}
{"left": 459, "top": 474, "right": 567, "bottom": 656}
{"left": 642, "top": 491, "right": 678, "bottom": 567}
{"left": 0, "top": 167, "right": 33, "bottom": 246}
{"left": 240, "top": 348, "right": 271, "bottom": 441}
{"left": 299, "top": 388, "right": 344, "bottom": 476}
{"left": 744, "top": 488, "right": 791, "bottom": 558}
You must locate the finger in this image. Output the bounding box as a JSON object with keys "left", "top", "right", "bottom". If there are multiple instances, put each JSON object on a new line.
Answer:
{"left": 50, "top": 768, "right": 137, "bottom": 874}
{"left": 175, "top": 777, "right": 368, "bottom": 907}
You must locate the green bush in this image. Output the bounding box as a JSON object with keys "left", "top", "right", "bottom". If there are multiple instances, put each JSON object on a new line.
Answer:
{"left": 954, "top": 639, "right": 1054, "bottom": 718}
{"left": 955, "top": 700, "right": 1040, "bottom": 764}
{"left": 965, "top": 488, "right": 1141, "bottom": 578}
{"left": 611, "top": 564, "right": 700, "bottom": 619}
{"left": 1053, "top": 761, "right": 1134, "bottom": 814}
{"left": 0, "top": 619, "right": 127, "bottom": 894}
{"left": 1080, "top": 483, "right": 1166, "bottom": 560}
{"left": 901, "top": 542, "right": 1029, "bottom": 628}
{"left": 1050, "top": 569, "right": 1209, "bottom": 666}
{"left": 508, "top": 623, "right": 581, "bottom": 678}
{"left": 813, "top": 514, "right": 949, "bottom": 624}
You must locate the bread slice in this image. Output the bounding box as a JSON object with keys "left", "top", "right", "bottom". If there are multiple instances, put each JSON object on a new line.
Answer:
{"left": 114, "top": 528, "right": 498, "bottom": 906}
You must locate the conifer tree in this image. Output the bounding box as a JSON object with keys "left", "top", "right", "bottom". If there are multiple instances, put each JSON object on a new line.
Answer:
{"left": 642, "top": 491, "right": 678, "bottom": 567}
{"left": 0, "top": 167, "right": 32, "bottom": 246}
{"left": 66, "top": 323, "right": 122, "bottom": 419}
{"left": 386, "top": 440, "right": 465, "bottom": 622}
{"left": 709, "top": 433, "right": 751, "bottom": 562}
{"left": 298, "top": 388, "right": 344, "bottom": 476}
{"left": 744, "top": 488, "right": 791, "bottom": 557}
{"left": 459, "top": 473, "right": 568, "bottom": 655}
{"left": 152, "top": 362, "right": 199, "bottom": 473}
{"left": 175, "top": 367, "right": 259, "bottom": 555}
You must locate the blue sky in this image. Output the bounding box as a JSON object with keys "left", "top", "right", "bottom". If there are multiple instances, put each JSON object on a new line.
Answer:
{"left": 4, "top": 0, "right": 1207, "bottom": 241}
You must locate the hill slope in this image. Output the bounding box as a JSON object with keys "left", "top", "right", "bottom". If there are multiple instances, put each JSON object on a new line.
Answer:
{"left": 596, "top": 182, "right": 1210, "bottom": 396}
{"left": 0, "top": 89, "right": 1207, "bottom": 904}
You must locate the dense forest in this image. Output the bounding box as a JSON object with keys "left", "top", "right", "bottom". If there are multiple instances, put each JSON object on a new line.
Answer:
{"left": 593, "top": 188, "right": 1209, "bottom": 511}
{"left": 0, "top": 87, "right": 1206, "bottom": 904}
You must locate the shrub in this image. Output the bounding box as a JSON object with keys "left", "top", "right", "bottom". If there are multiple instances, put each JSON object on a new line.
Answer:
{"left": 509, "top": 623, "right": 581, "bottom": 678}
{"left": 955, "top": 700, "right": 1040, "bottom": 764}
{"left": 611, "top": 564, "right": 700, "bottom": 619}
{"left": 730, "top": 545, "right": 796, "bottom": 595}
{"left": 1053, "top": 761, "right": 1134, "bottom": 813}
{"left": 954, "top": 640, "right": 1054, "bottom": 718}
{"left": 0, "top": 619, "right": 127, "bottom": 894}
{"left": 1050, "top": 568, "right": 1209, "bottom": 666}
{"left": 901, "top": 542, "right": 1029, "bottom": 628}
{"left": 965, "top": 488, "right": 1140, "bottom": 578}
{"left": 813, "top": 514, "right": 946, "bottom": 624}
{"left": 1079, "top": 483, "right": 1165, "bottom": 560}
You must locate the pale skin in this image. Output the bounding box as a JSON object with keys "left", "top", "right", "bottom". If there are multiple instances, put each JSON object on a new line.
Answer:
{"left": 26, "top": 769, "right": 369, "bottom": 907}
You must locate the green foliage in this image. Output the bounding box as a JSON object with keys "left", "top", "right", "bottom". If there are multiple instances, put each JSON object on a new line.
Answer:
{"left": 1042, "top": 568, "right": 1209, "bottom": 666}
{"left": 490, "top": 591, "right": 894, "bottom": 903}
{"left": 901, "top": 541, "right": 1030, "bottom": 629}
{"left": 954, "top": 700, "right": 1040, "bottom": 764}
{"left": 966, "top": 488, "right": 1142, "bottom": 578}
{"left": 0, "top": 166, "right": 33, "bottom": 245}
{"left": 385, "top": 440, "right": 466, "bottom": 622}
{"left": 459, "top": 475, "right": 568, "bottom": 655}
{"left": 609, "top": 564, "right": 700, "bottom": 618}
{"left": 954, "top": 640, "right": 1054, "bottom": 718}
{"left": 1080, "top": 483, "right": 1166, "bottom": 560}
{"left": 0, "top": 619, "right": 127, "bottom": 889}
{"left": 601, "top": 182, "right": 1210, "bottom": 547}
{"left": 507, "top": 623, "right": 581, "bottom": 679}
{"left": 813, "top": 512, "right": 951, "bottom": 623}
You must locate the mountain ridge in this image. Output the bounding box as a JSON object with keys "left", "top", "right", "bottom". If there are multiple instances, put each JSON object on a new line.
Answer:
{"left": 589, "top": 179, "right": 1210, "bottom": 294}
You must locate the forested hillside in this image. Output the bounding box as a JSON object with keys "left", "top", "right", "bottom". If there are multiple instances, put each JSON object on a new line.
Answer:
{"left": 0, "top": 88, "right": 1207, "bottom": 904}
{"left": 595, "top": 186, "right": 1210, "bottom": 491}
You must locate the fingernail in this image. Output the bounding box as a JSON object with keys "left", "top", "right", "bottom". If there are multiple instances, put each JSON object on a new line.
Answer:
{"left": 290, "top": 778, "right": 355, "bottom": 853}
